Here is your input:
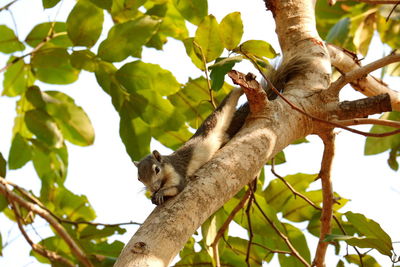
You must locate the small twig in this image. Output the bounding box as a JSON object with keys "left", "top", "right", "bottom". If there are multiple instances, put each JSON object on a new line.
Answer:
{"left": 313, "top": 131, "right": 335, "bottom": 267}
{"left": 252, "top": 197, "right": 310, "bottom": 266}
{"left": 329, "top": 51, "right": 400, "bottom": 94}
{"left": 0, "top": 177, "right": 94, "bottom": 267}
{"left": 245, "top": 182, "right": 256, "bottom": 267}
{"left": 335, "top": 0, "right": 400, "bottom": 3}
{"left": 0, "top": 0, "right": 18, "bottom": 11}
{"left": 240, "top": 52, "right": 400, "bottom": 138}
{"left": 386, "top": 2, "right": 400, "bottom": 21}
{"left": 332, "top": 118, "right": 400, "bottom": 128}
{"left": 251, "top": 242, "right": 291, "bottom": 255}
{"left": 192, "top": 41, "right": 216, "bottom": 109}
{"left": 8, "top": 198, "right": 75, "bottom": 267}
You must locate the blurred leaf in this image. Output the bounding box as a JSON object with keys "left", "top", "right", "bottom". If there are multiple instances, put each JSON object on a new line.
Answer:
{"left": 79, "top": 225, "right": 126, "bottom": 240}
{"left": 235, "top": 40, "right": 277, "bottom": 60}
{"left": 98, "top": 15, "right": 161, "bottom": 62}
{"left": 32, "top": 141, "right": 68, "bottom": 184}
{"left": 26, "top": 86, "right": 46, "bottom": 108}
{"left": 119, "top": 103, "right": 151, "bottom": 161}
{"left": 85, "top": 240, "right": 124, "bottom": 259}
{"left": 0, "top": 153, "right": 6, "bottom": 178}
{"left": 388, "top": 145, "right": 399, "bottom": 171}
{"left": 326, "top": 17, "right": 350, "bottom": 45}
{"left": 0, "top": 233, "right": 3, "bottom": 256}
{"left": 220, "top": 236, "right": 264, "bottom": 267}
{"left": 116, "top": 61, "right": 180, "bottom": 96}
{"left": 263, "top": 173, "right": 317, "bottom": 212}
{"left": 42, "top": 91, "right": 95, "bottom": 146}
{"left": 172, "top": 0, "right": 207, "bottom": 25}
{"left": 110, "top": 0, "right": 146, "bottom": 23}
{"left": 365, "top": 112, "right": 400, "bottom": 155}
{"left": 344, "top": 254, "right": 381, "bottom": 267}
{"left": 70, "top": 50, "right": 98, "bottom": 72}
{"left": 42, "top": 0, "right": 61, "bottom": 8}
{"left": 25, "top": 109, "right": 64, "bottom": 148}
{"left": 95, "top": 61, "right": 117, "bottom": 94}
{"left": 353, "top": 13, "right": 375, "bottom": 56}
{"left": 219, "top": 12, "right": 243, "bottom": 50}
{"left": 8, "top": 133, "right": 32, "bottom": 170}
{"left": 25, "top": 22, "right": 72, "bottom": 48}
{"left": 385, "top": 61, "right": 400, "bottom": 77}
{"left": 266, "top": 151, "right": 286, "bottom": 165}
{"left": 67, "top": 0, "right": 104, "bottom": 47}
{"left": 201, "top": 208, "right": 228, "bottom": 260}
{"left": 345, "top": 211, "right": 393, "bottom": 256}
{"left": 31, "top": 47, "right": 80, "bottom": 84}
{"left": 377, "top": 14, "right": 400, "bottom": 50}
{"left": 2, "top": 58, "right": 35, "bottom": 97}
{"left": 0, "top": 25, "right": 25, "bottom": 53}
{"left": 209, "top": 57, "right": 241, "bottom": 91}
{"left": 89, "top": 0, "right": 112, "bottom": 9}
{"left": 194, "top": 15, "right": 224, "bottom": 63}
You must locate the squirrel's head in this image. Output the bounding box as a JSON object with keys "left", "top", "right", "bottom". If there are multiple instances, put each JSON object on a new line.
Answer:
{"left": 134, "top": 150, "right": 165, "bottom": 193}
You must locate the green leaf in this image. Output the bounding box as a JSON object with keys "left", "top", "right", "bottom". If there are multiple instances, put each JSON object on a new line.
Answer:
{"left": 365, "top": 112, "right": 400, "bottom": 155}
{"left": 89, "top": 0, "right": 112, "bottom": 10}
{"left": 67, "top": 0, "right": 104, "bottom": 47}
{"left": 220, "top": 236, "right": 264, "bottom": 266}
{"left": 31, "top": 141, "right": 68, "bottom": 183}
{"left": 31, "top": 47, "right": 80, "bottom": 84}
{"left": 266, "top": 150, "right": 286, "bottom": 165}
{"left": 326, "top": 17, "right": 350, "bottom": 45}
{"left": 8, "top": 133, "right": 32, "bottom": 170}
{"left": 110, "top": 0, "right": 146, "bottom": 23}
{"left": 278, "top": 224, "right": 311, "bottom": 266}
{"left": 119, "top": 103, "right": 151, "bottom": 161}
{"left": 98, "top": 15, "right": 161, "bottom": 62}
{"left": 3, "top": 58, "right": 35, "bottom": 97}
{"left": 172, "top": 0, "right": 207, "bottom": 25}
{"left": 263, "top": 173, "right": 317, "bottom": 212}
{"left": 80, "top": 224, "right": 126, "bottom": 240}
{"left": 116, "top": 61, "right": 181, "bottom": 96}
{"left": 344, "top": 254, "right": 381, "bottom": 267}
{"left": 236, "top": 40, "right": 277, "bottom": 59}
{"left": 152, "top": 126, "right": 192, "bottom": 151}
{"left": 42, "top": 0, "right": 61, "bottom": 8}
{"left": 183, "top": 37, "right": 204, "bottom": 70}
{"left": 388, "top": 146, "right": 399, "bottom": 171}
{"left": 25, "top": 109, "right": 63, "bottom": 148}
{"left": 325, "top": 234, "right": 392, "bottom": 257}
{"left": 0, "top": 233, "right": 3, "bottom": 256}
{"left": 0, "top": 25, "right": 25, "bottom": 53}
{"left": 345, "top": 211, "right": 393, "bottom": 256}
{"left": 353, "top": 13, "right": 375, "bottom": 56}
{"left": 26, "top": 86, "right": 46, "bottom": 108}
{"left": 43, "top": 91, "right": 95, "bottom": 146}
{"left": 95, "top": 61, "right": 117, "bottom": 94}
{"left": 209, "top": 57, "right": 241, "bottom": 91}
{"left": 201, "top": 208, "right": 228, "bottom": 260}
{"left": 0, "top": 153, "right": 6, "bottom": 178}
{"left": 70, "top": 50, "right": 98, "bottom": 72}
{"left": 130, "top": 90, "right": 186, "bottom": 131}
{"left": 25, "top": 22, "right": 72, "bottom": 48}
{"left": 194, "top": 15, "right": 224, "bottom": 63}
{"left": 219, "top": 12, "right": 243, "bottom": 50}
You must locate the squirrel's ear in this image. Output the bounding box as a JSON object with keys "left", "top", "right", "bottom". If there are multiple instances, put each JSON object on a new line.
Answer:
{"left": 133, "top": 161, "right": 139, "bottom": 167}
{"left": 152, "top": 150, "right": 162, "bottom": 162}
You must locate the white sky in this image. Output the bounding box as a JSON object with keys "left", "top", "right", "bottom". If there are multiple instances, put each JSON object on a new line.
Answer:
{"left": 0, "top": 0, "right": 399, "bottom": 266}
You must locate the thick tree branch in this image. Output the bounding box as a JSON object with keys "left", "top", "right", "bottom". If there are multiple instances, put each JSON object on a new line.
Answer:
{"left": 327, "top": 44, "right": 400, "bottom": 111}
{"left": 0, "top": 177, "right": 94, "bottom": 267}
{"left": 313, "top": 131, "right": 336, "bottom": 267}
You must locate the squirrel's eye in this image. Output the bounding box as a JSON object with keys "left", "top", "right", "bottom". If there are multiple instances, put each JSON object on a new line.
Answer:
{"left": 154, "top": 166, "right": 160, "bottom": 174}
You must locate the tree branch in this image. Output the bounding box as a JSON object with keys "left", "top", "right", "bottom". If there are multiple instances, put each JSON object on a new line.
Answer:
{"left": 328, "top": 51, "right": 400, "bottom": 94}
{"left": 0, "top": 177, "right": 94, "bottom": 267}
{"left": 313, "top": 131, "right": 336, "bottom": 267}
{"left": 8, "top": 199, "right": 75, "bottom": 267}
{"left": 327, "top": 43, "right": 400, "bottom": 111}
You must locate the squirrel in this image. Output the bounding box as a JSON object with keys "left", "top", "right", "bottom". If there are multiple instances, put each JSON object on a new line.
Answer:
{"left": 134, "top": 57, "right": 309, "bottom": 205}
{"left": 134, "top": 87, "right": 243, "bottom": 205}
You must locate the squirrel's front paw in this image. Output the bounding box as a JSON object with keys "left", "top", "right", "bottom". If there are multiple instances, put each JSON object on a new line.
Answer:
{"left": 151, "top": 191, "right": 165, "bottom": 205}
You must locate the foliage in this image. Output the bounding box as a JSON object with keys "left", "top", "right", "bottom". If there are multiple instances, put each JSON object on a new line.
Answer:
{"left": 0, "top": 0, "right": 399, "bottom": 266}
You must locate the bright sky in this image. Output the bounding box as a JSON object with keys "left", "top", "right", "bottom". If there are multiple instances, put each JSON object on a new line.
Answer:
{"left": 0, "top": 0, "right": 399, "bottom": 266}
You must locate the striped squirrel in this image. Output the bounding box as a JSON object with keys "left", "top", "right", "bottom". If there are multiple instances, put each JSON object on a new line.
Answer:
{"left": 134, "top": 88, "right": 243, "bottom": 205}
{"left": 134, "top": 57, "right": 308, "bottom": 205}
